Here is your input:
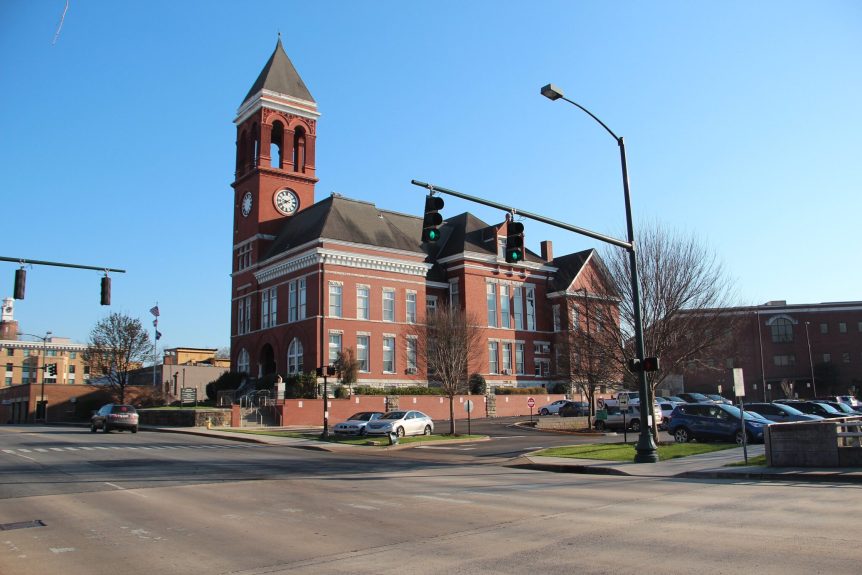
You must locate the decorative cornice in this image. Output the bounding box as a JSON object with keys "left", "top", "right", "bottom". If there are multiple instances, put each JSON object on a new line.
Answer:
{"left": 254, "top": 247, "right": 432, "bottom": 284}
{"left": 235, "top": 90, "right": 320, "bottom": 125}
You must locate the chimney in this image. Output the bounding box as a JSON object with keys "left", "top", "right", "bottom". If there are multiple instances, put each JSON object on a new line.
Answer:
{"left": 540, "top": 240, "right": 553, "bottom": 262}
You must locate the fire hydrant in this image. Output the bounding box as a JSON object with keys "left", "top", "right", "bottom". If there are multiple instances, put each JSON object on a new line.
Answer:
{"left": 206, "top": 417, "right": 212, "bottom": 430}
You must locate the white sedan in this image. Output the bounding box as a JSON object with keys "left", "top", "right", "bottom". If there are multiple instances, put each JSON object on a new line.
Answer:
{"left": 364, "top": 410, "right": 434, "bottom": 437}
{"left": 333, "top": 412, "right": 384, "bottom": 436}
{"left": 539, "top": 400, "right": 569, "bottom": 416}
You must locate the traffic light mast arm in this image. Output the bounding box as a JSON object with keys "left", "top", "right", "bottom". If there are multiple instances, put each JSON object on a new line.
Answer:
{"left": 0, "top": 256, "right": 125, "bottom": 274}
{"left": 411, "top": 180, "right": 632, "bottom": 250}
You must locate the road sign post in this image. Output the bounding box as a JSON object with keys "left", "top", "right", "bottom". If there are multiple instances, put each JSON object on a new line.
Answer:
{"left": 465, "top": 400, "right": 474, "bottom": 436}
{"left": 527, "top": 397, "right": 535, "bottom": 423}
{"left": 733, "top": 368, "right": 748, "bottom": 464}
{"left": 619, "top": 395, "right": 629, "bottom": 443}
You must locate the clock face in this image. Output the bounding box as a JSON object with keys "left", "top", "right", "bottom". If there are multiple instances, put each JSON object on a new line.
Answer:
{"left": 241, "top": 192, "right": 253, "bottom": 217}
{"left": 274, "top": 189, "right": 299, "bottom": 215}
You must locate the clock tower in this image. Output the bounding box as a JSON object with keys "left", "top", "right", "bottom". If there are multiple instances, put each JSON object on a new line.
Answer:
{"left": 232, "top": 37, "right": 319, "bottom": 258}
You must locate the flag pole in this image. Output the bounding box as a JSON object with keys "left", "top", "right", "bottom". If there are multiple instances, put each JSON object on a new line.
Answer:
{"left": 151, "top": 303, "right": 160, "bottom": 389}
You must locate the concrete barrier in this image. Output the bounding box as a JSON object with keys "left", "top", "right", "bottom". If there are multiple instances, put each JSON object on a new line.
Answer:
{"left": 765, "top": 418, "right": 862, "bottom": 467}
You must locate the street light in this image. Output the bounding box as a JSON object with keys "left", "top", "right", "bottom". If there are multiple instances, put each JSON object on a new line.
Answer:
{"left": 804, "top": 321, "right": 817, "bottom": 399}
{"left": 20, "top": 331, "right": 52, "bottom": 421}
{"left": 541, "top": 83, "right": 658, "bottom": 462}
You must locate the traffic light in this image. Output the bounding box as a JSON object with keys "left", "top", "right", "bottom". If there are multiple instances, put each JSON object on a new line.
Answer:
{"left": 421, "top": 195, "right": 444, "bottom": 242}
{"left": 46, "top": 364, "right": 57, "bottom": 376}
{"left": 505, "top": 222, "right": 525, "bottom": 263}
{"left": 642, "top": 357, "right": 660, "bottom": 372}
{"left": 316, "top": 365, "right": 336, "bottom": 377}
{"left": 100, "top": 275, "right": 111, "bottom": 306}
{"left": 627, "top": 358, "right": 641, "bottom": 372}
{"left": 13, "top": 268, "right": 26, "bottom": 300}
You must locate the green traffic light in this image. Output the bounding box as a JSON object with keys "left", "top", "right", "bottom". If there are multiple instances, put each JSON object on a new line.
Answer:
{"left": 508, "top": 251, "right": 521, "bottom": 261}
{"left": 429, "top": 230, "right": 439, "bottom": 240}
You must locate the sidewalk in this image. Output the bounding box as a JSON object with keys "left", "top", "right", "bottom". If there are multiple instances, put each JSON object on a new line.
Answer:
{"left": 144, "top": 425, "right": 862, "bottom": 483}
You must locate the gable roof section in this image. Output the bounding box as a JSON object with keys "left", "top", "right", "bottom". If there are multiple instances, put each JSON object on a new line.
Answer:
{"left": 242, "top": 38, "right": 315, "bottom": 106}
{"left": 550, "top": 249, "right": 594, "bottom": 292}
{"left": 434, "top": 213, "right": 543, "bottom": 263}
{"left": 263, "top": 195, "right": 426, "bottom": 260}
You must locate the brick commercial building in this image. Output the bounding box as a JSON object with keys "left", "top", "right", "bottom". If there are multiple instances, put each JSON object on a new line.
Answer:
{"left": 230, "top": 40, "right": 619, "bottom": 392}
{"left": 677, "top": 300, "right": 862, "bottom": 400}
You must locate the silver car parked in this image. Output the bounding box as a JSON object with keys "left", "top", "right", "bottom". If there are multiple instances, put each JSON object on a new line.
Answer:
{"left": 364, "top": 410, "right": 434, "bottom": 437}
{"left": 333, "top": 412, "right": 384, "bottom": 436}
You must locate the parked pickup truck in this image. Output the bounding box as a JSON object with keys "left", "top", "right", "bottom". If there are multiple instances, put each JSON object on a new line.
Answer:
{"left": 594, "top": 403, "right": 661, "bottom": 432}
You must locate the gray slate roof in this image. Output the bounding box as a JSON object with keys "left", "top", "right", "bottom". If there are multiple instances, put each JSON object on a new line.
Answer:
{"left": 263, "top": 195, "right": 425, "bottom": 260}
{"left": 242, "top": 38, "right": 315, "bottom": 106}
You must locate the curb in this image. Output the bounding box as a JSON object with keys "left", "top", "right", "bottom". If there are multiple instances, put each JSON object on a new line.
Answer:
{"left": 677, "top": 470, "right": 862, "bottom": 484}
{"left": 510, "top": 461, "right": 631, "bottom": 476}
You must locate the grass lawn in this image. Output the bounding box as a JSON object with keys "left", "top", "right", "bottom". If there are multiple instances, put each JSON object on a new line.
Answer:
{"left": 217, "top": 428, "right": 485, "bottom": 446}
{"left": 534, "top": 442, "right": 738, "bottom": 461}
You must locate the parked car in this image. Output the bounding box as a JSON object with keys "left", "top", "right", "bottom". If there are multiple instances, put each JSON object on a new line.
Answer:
{"left": 777, "top": 401, "right": 847, "bottom": 419}
{"left": 676, "top": 392, "right": 714, "bottom": 404}
{"left": 742, "top": 402, "right": 823, "bottom": 423}
{"left": 658, "top": 401, "right": 682, "bottom": 429}
{"left": 364, "top": 410, "right": 434, "bottom": 437}
{"left": 817, "top": 401, "right": 862, "bottom": 416}
{"left": 90, "top": 404, "right": 139, "bottom": 433}
{"left": 558, "top": 401, "right": 590, "bottom": 417}
{"left": 666, "top": 403, "right": 771, "bottom": 444}
{"left": 706, "top": 394, "right": 733, "bottom": 405}
{"left": 333, "top": 412, "right": 384, "bottom": 436}
{"left": 819, "top": 395, "right": 860, "bottom": 409}
{"left": 595, "top": 403, "right": 662, "bottom": 432}
{"left": 539, "top": 400, "right": 570, "bottom": 416}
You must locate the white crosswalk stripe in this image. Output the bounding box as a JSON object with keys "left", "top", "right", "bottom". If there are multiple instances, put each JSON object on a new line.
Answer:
{"left": 2, "top": 443, "right": 259, "bottom": 456}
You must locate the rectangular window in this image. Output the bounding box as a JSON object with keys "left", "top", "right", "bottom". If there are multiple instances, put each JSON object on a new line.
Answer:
{"left": 513, "top": 287, "right": 523, "bottom": 330}
{"left": 533, "top": 342, "right": 550, "bottom": 355}
{"left": 68, "top": 364, "right": 76, "bottom": 374}
{"left": 289, "top": 281, "right": 297, "bottom": 322}
{"left": 553, "top": 305, "right": 561, "bottom": 332}
{"left": 298, "top": 278, "right": 306, "bottom": 319}
{"left": 328, "top": 333, "right": 342, "bottom": 364}
{"left": 525, "top": 286, "right": 536, "bottom": 331}
{"left": 237, "top": 244, "right": 252, "bottom": 271}
{"left": 5, "top": 362, "right": 11, "bottom": 372}
{"left": 502, "top": 343, "right": 512, "bottom": 374}
{"left": 823, "top": 353, "right": 831, "bottom": 363}
{"left": 773, "top": 354, "right": 796, "bottom": 366}
{"left": 329, "top": 283, "right": 342, "bottom": 317}
{"left": 534, "top": 359, "right": 550, "bottom": 377}
{"left": 858, "top": 321, "right": 862, "bottom": 333}
{"left": 820, "top": 323, "right": 828, "bottom": 334}
{"left": 383, "top": 336, "right": 395, "bottom": 373}
{"left": 571, "top": 305, "right": 579, "bottom": 330}
{"left": 406, "top": 338, "right": 418, "bottom": 372}
{"left": 6, "top": 348, "right": 13, "bottom": 356}
{"left": 357, "top": 335, "right": 369, "bottom": 372}
{"left": 46, "top": 350, "right": 57, "bottom": 357}
{"left": 260, "top": 287, "right": 277, "bottom": 329}
{"left": 515, "top": 343, "right": 525, "bottom": 374}
{"left": 842, "top": 352, "right": 850, "bottom": 363}
{"left": 839, "top": 322, "right": 847, "bottom": 333}
{"left": 244, "top": 296, "right": 251, "bottom": 334}
{"left": 70, "top": 351, "right": 77, "bottom": 359}
{"left": 488, "top": 341, "right": 499, "bottom": 374}
{"left": 487, "top": 283, "right": 498, "bottom": 327}
{"left": 383, "top": 289, "right": 395, "bottom": 322}
{"left": 426, "top": 296, "right": 437, "bottom": 314}
{"left": 500, "top": 286, "right": 511, "bottom": 329}
{"left": 449, "top": 280, "right": 459, "bottom": 309}
{"left": 594, "top": 308, "right": 603, "bottom": 332}
{"left": 357, "top": 286, "right": 370, "bottom": 320}
{"left": 406, "top": 292, "right": 417, "bottom": 323}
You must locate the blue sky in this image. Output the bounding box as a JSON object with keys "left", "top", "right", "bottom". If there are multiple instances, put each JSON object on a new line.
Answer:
{"left": 1, "top": 1, "right": 859, "bottom": 351}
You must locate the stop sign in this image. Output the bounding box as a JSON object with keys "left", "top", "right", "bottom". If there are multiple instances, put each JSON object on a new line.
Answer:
{"left": 527, "top": 397, "right": 535, "bottom": 408}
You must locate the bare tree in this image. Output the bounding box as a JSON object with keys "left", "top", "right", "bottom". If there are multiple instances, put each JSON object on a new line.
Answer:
{"left": 598, "top": 221, "right": 739, "bottom": 435}
{"left": 557, "top": 290, "right": 620, "bottom": 429}
{"left": 409, "top": 307, "right": 483, "bottom": 435}
{"left": 84, "top": 312, "right": 153, "bottom": 404}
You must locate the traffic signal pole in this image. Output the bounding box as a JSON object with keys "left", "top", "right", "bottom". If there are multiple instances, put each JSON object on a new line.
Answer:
{"left": 410, "top": 177, "right": 659, "bottom": 462}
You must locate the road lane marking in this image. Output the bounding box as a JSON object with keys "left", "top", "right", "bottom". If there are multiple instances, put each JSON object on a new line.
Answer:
{"left": 413, "top": 494, "right": 473, "bottom": 504}
{"left": 104, "top": 482, "right": 148, "bottom": 498}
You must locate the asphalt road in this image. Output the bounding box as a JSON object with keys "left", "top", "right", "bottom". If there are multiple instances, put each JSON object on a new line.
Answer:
{"left": 2, "top": 425, "right": 860, "bottom": 575}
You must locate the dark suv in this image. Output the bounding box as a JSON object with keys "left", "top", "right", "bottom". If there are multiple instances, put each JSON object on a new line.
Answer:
{"left": 91, "top": 404, "right": 139, "bottom": 433}
{"left": 667, "top": 403, "right": 770, "bottom": 444}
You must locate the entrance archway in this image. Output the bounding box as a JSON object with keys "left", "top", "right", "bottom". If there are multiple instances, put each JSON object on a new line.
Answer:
{"left": 259, "top": 344, "right": 276, "bottom": 377}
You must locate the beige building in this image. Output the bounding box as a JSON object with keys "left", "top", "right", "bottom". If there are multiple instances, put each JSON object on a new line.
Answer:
{"left": 1, "top": 298, "right": 89, "bottom": 387}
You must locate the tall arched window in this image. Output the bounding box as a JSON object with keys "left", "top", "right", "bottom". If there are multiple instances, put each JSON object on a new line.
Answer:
{"left": 770, "top": 317, "right": 794, "bottom": 343}
{"left": 287, "top": 338, "right": 303, "bottom": 374}
{"left": 251, "top": 122, "right": 260, "bottom": 168}
{"left": 238, "top": 130, "right": 248, "bottom": 174}
{"left": 270, "top": 121, "right": 284, "bottom": 168}
{"left": 237, "top": 348, "right": 250, "bottom": 374}
{"left": 293, "top": 126, "right": 306, "bottom": 173}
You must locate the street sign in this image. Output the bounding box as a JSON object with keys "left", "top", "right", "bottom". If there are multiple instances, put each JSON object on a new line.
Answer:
{"left": 464, "top": 400, "right": 474, "bottom": 413}
{"left": 732, "top": 368, "right": 746, "bottom": 397}
{"left": 527, "top": 397, "right": 535, "bottom": 408}
{"left": 181, "top": 387, "right": 197, "bottom": 403}
{"left": 619, "top": 395, "right": 629, "bottom": 408}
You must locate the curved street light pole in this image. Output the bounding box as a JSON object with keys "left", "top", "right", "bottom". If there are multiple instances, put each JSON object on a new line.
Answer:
{"left": 20, "top": 331, "right": 52, "bottom": 421}
{"left": 541, "top": 84, "right": 658, "bottom": 462}
{"left": 805, "top": 321, "right": 817, "bottom": 399}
